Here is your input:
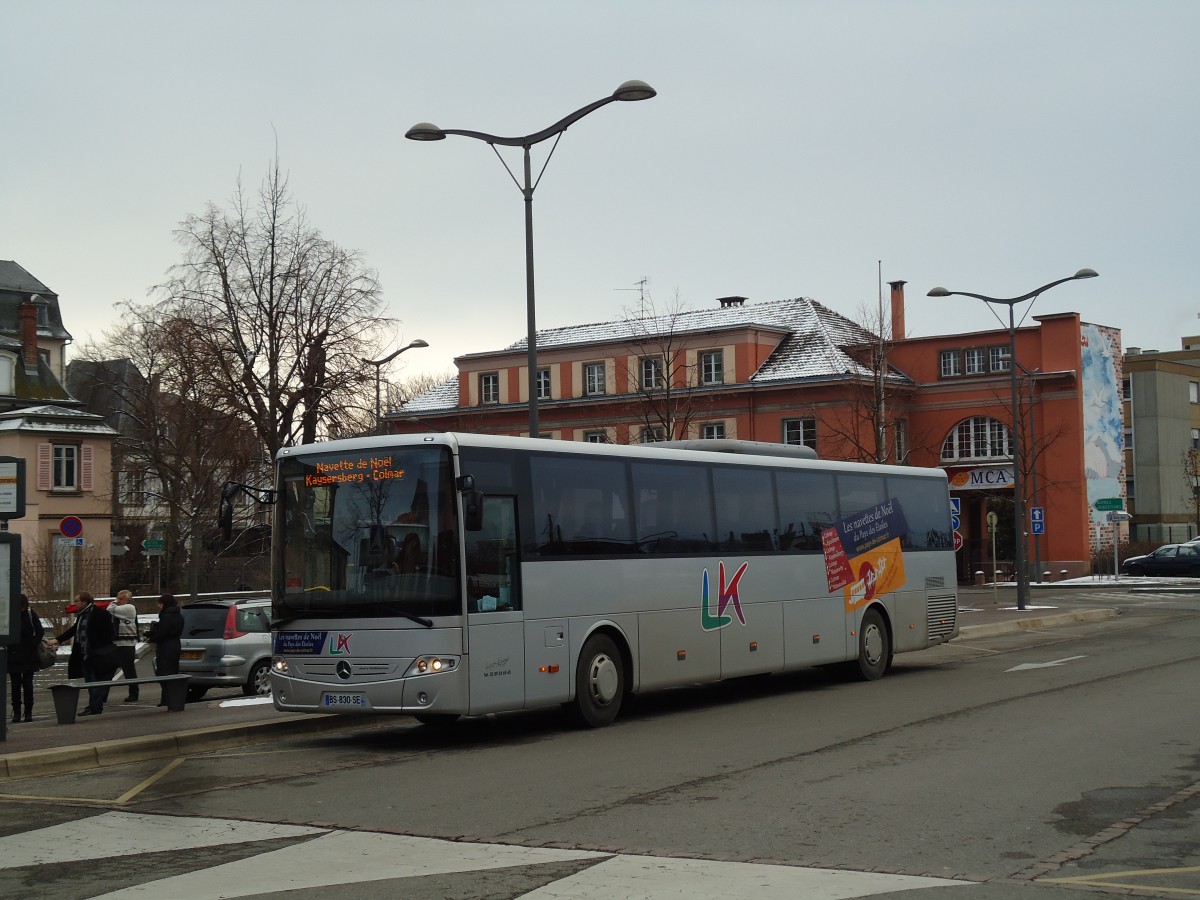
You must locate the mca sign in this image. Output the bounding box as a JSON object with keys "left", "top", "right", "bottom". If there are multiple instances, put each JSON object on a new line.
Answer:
{"left": 949, "top": 467, "right": 1014, "bottom": 490}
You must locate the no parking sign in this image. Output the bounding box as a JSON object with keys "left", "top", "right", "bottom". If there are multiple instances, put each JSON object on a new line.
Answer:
{"left": 59, "top": 515, "right": 83, "bottom": 538}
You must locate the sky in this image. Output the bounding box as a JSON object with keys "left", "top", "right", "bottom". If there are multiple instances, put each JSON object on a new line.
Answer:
{"left": 5, "top": 1, "right": 1198, "bottom": 384}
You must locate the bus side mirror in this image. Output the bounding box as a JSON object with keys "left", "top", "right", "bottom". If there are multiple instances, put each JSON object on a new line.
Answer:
{"left": 463, "top": 491, "right": 484, "bottom": 532}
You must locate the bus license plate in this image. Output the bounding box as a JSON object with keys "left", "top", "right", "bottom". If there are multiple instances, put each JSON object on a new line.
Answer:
{"left": 321, "top": 692, "right": 368, "bottom": 709}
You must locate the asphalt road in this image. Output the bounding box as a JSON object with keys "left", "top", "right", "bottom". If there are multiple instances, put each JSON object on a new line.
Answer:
{"left": 1, "top": 587, "right": 1198, "bottom": 899}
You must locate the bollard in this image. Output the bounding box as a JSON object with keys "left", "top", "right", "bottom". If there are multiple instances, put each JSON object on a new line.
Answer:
{"left": 1043, "top": 570, "right": 1051, "bottom": 582}
{"left": 974, "top": 570, "right": 984, "bottom": 586}
{"left": 1060, "top": 569, "right": 1068, "bottom": 580}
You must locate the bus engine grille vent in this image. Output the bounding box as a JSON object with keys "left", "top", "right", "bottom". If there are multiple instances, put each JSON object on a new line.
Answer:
{"left": 927, "top": 595, "right": 957, "bottom": 639}
{"left": 924, "top": 575, "right": 946, "bottom": 589}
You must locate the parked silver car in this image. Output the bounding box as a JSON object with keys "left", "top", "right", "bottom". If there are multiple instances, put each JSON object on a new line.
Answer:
{"left": 178, "top": 598, "right": 273, "bottom": 701}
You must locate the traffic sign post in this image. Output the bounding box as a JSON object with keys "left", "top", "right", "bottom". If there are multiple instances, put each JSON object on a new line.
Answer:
{"left": 1094, "top": 498, "right": 1124, "bottom": 512}
{"left": 1030, "top": 506, "right": 1045, "bottom": 536}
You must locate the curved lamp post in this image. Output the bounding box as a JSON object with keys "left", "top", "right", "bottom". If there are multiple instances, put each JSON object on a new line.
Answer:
{"left": 928, "top": 268, "right": 1098, "bottom": 610}
{"left": 406, "top": 80, "right": 657, "bottom": 438}
{"left": 364, "top": 338, "right": 429, "bottom": 434}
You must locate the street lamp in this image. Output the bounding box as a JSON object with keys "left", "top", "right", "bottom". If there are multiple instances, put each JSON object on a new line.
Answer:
{"left": 364, "top": 339, "right": 429, "bottom": 433}
{"left": 928, "top": 268, "right": 1098, "bottom": 610}
{"left": 406, "top": 80, "right": 657, "bottom": 439}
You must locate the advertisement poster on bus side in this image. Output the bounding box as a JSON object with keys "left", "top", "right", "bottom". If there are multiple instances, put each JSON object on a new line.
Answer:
{"left": 822, "top": 498, "right": 908, "bottom": 612}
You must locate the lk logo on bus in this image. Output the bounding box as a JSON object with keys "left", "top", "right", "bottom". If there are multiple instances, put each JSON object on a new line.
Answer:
{"left": 329, "top": 633, "right": 353, "bottom": 655}
{"left": 701, "top": 561, "right": 749, "bottom": 631}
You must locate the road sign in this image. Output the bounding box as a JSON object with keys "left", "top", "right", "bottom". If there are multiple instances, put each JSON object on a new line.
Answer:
{"left": 1094, "top": 498, "right": 1124, "bottom": 511}
{"left": 1107, "top": 511, "right": 1132, "bottom": 522}
{"left": 953, "top": 531, "right": 963, "bottom": 552}
{"left": 59, "top": 515, "right": 83, "bottom": 538}
{"left": 949, "top": 497, "right": 961, "bottom": 514}
{"left": 951, "top": 514, "right": 961, "bottom": 531}
{"left": 1031, "top": 522, "right": 1045, "bottom": 535}
{"left": 1030, "top": 506, "right": 1044, "bottom": 523}
{"left": 141, "top": 538, "right": 165, "bottom": 551}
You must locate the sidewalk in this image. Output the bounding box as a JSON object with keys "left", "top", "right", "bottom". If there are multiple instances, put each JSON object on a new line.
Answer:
{"left": 0, "top": 593, "right": 1129, "bottom": 781}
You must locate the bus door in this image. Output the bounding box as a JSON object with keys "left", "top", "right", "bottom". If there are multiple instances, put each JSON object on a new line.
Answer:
{"left": 465, "top": 495, "right": 526, "bottom": 715}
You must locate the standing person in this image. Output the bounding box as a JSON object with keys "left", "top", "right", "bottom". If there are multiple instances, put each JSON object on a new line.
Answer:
{"left": 53, "top": 591, "right": 118, "bottom": 716}
{"left": 109, "top": 590, "right": 140, "bottom": 702}
{"left": 7, "top": 594, "right": 44, "bottom": 723}
{"left": 145, "top": 593, "right": 183, "bottom": 706}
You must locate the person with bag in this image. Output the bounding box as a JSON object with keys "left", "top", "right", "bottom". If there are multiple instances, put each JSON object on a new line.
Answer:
{"left": 145, "top": 593, "right": 183, "bottom": 706}
{"left": 7, "top": 594, "right": 44, "bottom": 723}
{"left": 53, "top": 591, "right": 118, "bottom": 717}
{"left": 109, "top": 590, "right": 140, "bottom": 702}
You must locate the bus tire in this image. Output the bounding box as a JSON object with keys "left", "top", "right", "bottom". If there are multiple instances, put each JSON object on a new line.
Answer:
{"left": 849, "top": 607, "right": 891, "bottom": 681}
{"left": 574, "top": 633, "right": 625, "bottom": 728}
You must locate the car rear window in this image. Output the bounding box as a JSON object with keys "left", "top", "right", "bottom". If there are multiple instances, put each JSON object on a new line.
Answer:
{"left": 181, "top": 606, "right": 229, "bottom": 638}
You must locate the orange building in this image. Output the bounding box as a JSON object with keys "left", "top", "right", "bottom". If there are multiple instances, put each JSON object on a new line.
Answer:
{"left": 398, "top": 285, "right": 1123, "bottom": 581}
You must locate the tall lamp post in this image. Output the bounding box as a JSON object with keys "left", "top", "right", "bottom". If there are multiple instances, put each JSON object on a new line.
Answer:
{"left": 364, "top": 339, "right": 429, "bottom": 434}
{"left": 406, "top": 80, "right": 657, "bottom": 439}
{"left": 928, "top": 268, "right": 1098, "bottom": 610}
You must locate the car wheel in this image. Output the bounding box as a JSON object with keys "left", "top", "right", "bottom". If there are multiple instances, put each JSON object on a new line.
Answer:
{"left": 244, "top": 659, "right": 271, "bottom": 696}
{"left": 186, "top": 685, "right": 209, "bottom": 702}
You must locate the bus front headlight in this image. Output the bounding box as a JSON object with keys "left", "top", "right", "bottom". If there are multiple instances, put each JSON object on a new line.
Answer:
{"left": 272, "top": 657, "right": 289, "bottom": 675}
{"left": 404, "top": 655, "right": 459, "bottom": 677}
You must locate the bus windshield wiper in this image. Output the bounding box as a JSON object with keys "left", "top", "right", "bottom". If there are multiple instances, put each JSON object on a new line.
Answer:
{"left": 383, "top": 607, "right": 434, "bottom": 628}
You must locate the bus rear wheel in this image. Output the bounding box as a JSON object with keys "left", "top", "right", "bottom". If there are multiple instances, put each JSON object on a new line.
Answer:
{"left": 848, "top": 607, "right": 891, "bottom": 681}
{"left": 574, "top": 633, "right": 625, "bottom": 728}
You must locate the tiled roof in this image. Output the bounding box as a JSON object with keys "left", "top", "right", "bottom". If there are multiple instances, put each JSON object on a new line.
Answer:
{"left": 0, "top": 404, "right": 118, "bottom": 436}
{"left": 403, "top": 297, "right": 912, "bottom": 414}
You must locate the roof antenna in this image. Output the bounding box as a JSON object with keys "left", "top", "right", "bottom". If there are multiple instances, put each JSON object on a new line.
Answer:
{"left": 615, "top": 277, "right": 649, "bottom": 317}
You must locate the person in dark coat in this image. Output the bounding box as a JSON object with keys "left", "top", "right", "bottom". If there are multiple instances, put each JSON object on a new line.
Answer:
{"left": 7, "top": 594, "right": 44, "bottom": 723}
{"left": 54, "top": 591, "right": 119, "bottom": 716}
{"left": 146, "top": 593, "right": 183, "bottom": 706}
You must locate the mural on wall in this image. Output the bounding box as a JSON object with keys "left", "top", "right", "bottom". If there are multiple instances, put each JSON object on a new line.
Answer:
{"left": 1081, "top": 323, "right": 1125, "bottom": 545}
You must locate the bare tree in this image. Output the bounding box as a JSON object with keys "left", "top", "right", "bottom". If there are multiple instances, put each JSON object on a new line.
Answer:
{"left": 158, "top": 157, "right": 394, "bottom": 460}
{"left": 78, "top": 309, "right": 265, "bottom": 596}
{"left": 617, "top": 290, "right": 712, "bottom": 443}
{"left": 1183, "top": 449, "right": 1200, "bottom": 532}
{"left": 824, "top": 300, "right": 920, "bottom": 464}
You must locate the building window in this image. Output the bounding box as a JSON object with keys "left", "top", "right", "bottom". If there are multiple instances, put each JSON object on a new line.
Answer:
{"left": 584, "top": 362, "right": 606, "bottom": 396}
{"left": 536, "top": 367, "right": 551, "bottom": 400}
{"left": 1191, "top": 381, "right": 1199, "bottom": 404}
{"left": 699, "top": 350, "right": 724, "bottom": 385}
{"left": 121, "top": 469, "right": 148, "bottom": 507}
{"left": 641, "top": 356, "right": 665, "bottom": 390}
{"left": 990, "top": 346, "right": 1010, "bottom": 373}
{"left": 939, "top": 350, "right": 961, "bottom": 378}
{"left": 1121, "top": 376, "right": 1131, "bottom": 399}
{"left": 941, "top": 416, "right": 1011, "bottom": 461}
{"left": 583, "top": 430, "right": 608, "bottom": 443}
{"left": 640, "top": 426, "right": 665, "bottom": 443}
{"left": 964, "top": 348, "right": 985, "bottom": 375}
{"left": 0, "top": 355, "right": 13, "bottom": 394}
{"left": 1192, "top": 428, "right": 1200, "bottom": 450}
{"left": 1124, "top": 426, "right": 1134, "bottom": 451}
{"left": 1126, "top": 479, "right": 1136, "bottom": 501}
{"left": 701, "top": 422, "right": 726, "bottom": 440}
{"left": 480, "top": 373, "right": 499, "bottom": 404}
{"left": 894, "top": 418, "right": 908, "bottom": 461}
{"left": 53, "top": 445, "right": 79, "bottom": 491}
{"left": 782, "top": 417, "right": 816, "bottom": 449}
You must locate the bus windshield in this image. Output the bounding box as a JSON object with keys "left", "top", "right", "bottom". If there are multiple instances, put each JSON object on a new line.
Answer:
{"left": 275, "top": 446, "right": 460, "bottom": 619}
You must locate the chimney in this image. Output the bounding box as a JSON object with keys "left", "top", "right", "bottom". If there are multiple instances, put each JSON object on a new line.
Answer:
{"left": 19, "top": 299, "right": 40, "bottom": 369}
{"left": 718, "top": 296, "right": 747, "bottom": 308}
{"left": 888, "top": 280, "right": 906, "bottom": 340}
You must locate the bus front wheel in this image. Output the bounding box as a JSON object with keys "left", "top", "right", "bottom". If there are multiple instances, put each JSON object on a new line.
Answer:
{"left": 574, "top": 634, "right": 625, "bottom": 728}
{"left": 849, "top": 607, "right": 892, "bottom": 681}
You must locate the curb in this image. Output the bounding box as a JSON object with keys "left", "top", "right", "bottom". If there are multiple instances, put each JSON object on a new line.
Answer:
{"left": 0, "top": 713, "right": 382, "bottom": 782}
{"left": 958, "top": 607, "right": 1118, "bottom": 639}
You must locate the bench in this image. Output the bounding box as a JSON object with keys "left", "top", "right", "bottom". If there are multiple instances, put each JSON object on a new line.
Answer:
{"left": 49, "top": 675, "right": 191, "bottom": 725}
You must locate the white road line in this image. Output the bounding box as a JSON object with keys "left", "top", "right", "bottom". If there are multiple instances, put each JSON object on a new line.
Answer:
{"left": 521, "top": 855, "right": 967, "bottom": 900}
{"left": 93, "top": 830, "right": 607, "bottom": 898}
{"left": 0, "top": 811, "right": 324, "bottom": 869}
